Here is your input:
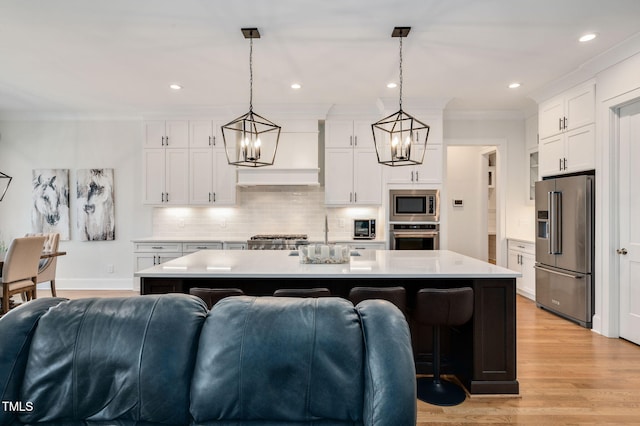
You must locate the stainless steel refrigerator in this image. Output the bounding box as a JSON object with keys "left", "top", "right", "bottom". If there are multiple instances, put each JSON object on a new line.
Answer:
{"left": 535, "top": 173, "right": 594, "bottom": 328}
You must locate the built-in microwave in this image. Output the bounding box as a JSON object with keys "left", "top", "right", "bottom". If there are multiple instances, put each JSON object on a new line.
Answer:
{"left": 389, "top": 189, "right": 439, "bottom": 222}
{"left": 354, "top": 219, "right": 376, "bottom": 240}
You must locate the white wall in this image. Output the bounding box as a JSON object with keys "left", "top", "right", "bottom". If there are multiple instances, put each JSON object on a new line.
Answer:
{"left": 0, "top": 120, "right": 144, "bottom": 289}
{"left": 446, "top": 146, "right": 485, "bottom": 260}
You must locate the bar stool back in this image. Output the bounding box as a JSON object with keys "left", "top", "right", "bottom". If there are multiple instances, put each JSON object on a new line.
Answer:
{"left": 415, "top": 287, "right": 474, "bottom": 406}
{"left": 348, "top": 286, "right": 406, "bottom": 314}
{"left": 189, "top": 287, "right": 244, "bottom": 309}
{"left": 273, "top": 288, "right": 331, "bottom": 298}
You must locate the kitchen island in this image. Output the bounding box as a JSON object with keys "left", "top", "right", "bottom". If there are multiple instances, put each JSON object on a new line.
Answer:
{"left": 136, "top": 249, "right": 520, "bottom": 395}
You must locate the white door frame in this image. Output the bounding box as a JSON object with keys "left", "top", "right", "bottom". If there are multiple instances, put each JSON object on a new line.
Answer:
{"left": 597, "top": 87, "right": 640, "bottom": 337}
{"left": 444, "top": 138, "right": 507, "bottom": 266}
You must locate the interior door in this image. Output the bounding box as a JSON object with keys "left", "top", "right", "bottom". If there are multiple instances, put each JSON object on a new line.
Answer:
{"left": 619, "top": 100, "right": 640, "bottom": 345}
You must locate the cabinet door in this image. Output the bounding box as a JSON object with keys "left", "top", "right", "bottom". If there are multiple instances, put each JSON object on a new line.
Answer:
{"left": 190, "top": 120, "right": 215, "bottom": 148}
{"left": 565, "top": 124, "right": 595, "bottom": 173}
{"left": 565, "top": 84, "right": 595, "bottom": 131}
{"left": 353, "top": 121, "right": 375, "bottom": 149}
{"left": 325, "top": 121, "right": 354, "bottom": 148}
{"left": 520, "top": 252, "right": 536, "bottom": 300}
{"left": 539, "top": 97, "right": 564, "bottom": 140}
{"left": 212, "top": 149, "right": 236, "bottom": 205}
{"left": 135, "top": 253, "right": 157, "bottom": 272}
{"left": 414, "top": 145, "right": 443, "bottom": 184}
{"left": 190, "top": 147, "right": 213, "bottom": 204}
{"left": 142, "top": 149, "right": 165, "bottom": 204}
{"left": 325, "top": 148, "right": 354, "bottom": 205}
{"left": 165, "top": 149, "right": 189, "bottom": 204}
{"left": 353, "top": 149, "right": 382, "bottom": 205}
{"left": 144, "top": 120, "right": 167, "bottom": 148}
{"left": 538, "top": 134, "right": 564, "bottom": 177}
{"left": 165, "top": 121, "right": 189, "bottom": 148}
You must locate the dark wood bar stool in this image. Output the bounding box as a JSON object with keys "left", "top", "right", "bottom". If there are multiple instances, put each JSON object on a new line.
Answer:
{"left": 189, "top": 287, "right": 245, "bottom": 309}
{"left": 415, "top": 287, "right": 474, "bottom": 406}
{"left": 273, "top": 288, "right": 331, "bottom": 298}
{"left": 348, "top": 286, "right": 406, "bottom": 314}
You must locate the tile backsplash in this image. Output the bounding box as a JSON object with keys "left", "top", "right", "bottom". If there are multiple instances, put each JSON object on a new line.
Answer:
{"left": 152, "top": 186, "right": 381, "bottom": 241}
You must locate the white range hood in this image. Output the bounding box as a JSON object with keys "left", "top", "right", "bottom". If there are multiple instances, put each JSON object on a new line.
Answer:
{"left": 235, "top": 126, "right": 320, "bottom": 186}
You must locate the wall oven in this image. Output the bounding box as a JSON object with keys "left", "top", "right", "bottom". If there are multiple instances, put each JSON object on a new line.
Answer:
{"left": 390, "top": 224, "right": 439, "bottom": 250}
{"left": 389, "top": 189, "right": 439, "bottom": 222}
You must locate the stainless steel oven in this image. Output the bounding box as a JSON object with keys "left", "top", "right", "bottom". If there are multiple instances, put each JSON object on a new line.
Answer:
{"left": 390, "top": 224, "right": 439, "bottom": 250}
{"left": 389, "top": 189, "right": 439, "bottom": 222}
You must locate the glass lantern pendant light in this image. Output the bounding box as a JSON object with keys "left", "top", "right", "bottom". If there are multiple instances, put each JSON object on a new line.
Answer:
{"left": 222, "top": 28, "right": 281, "bottom": 167}
{"left": 372, "top": 27, "right": 430, "bottom": 167}
{"left": 0, "top": 171, "right": 12, "bottom": 202}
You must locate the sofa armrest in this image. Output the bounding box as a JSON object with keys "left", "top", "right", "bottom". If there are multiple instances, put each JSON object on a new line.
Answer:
{"left": 357, "top": 300, "right": 416, "bottom": 426}
{"left": 0, "top": 298, "right": 66, "bottom": 426}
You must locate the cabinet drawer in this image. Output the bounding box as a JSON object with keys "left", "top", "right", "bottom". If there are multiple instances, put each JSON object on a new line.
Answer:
{"left": 134, "top": 242, "right": 183, "bottom": 253}
{"left": 183, "top": 242, "right": 223, "bottom": 253}
{"left": 507, "top": 240, "right": 534, "bottom": 255}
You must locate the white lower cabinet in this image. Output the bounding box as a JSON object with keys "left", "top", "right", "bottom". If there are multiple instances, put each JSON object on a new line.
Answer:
{"left": 134, "top": 242, "right": 183, "bottom": 272}
{"left": 507, "top": 240, "right": 535, "bottom": 300}
{"left": 347, "top": 242, "right": 386, "bottom": 251}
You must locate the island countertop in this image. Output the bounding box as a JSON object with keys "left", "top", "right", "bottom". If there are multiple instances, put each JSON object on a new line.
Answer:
{"left": 135, "top": 249, "right": 520, "bottom": 279}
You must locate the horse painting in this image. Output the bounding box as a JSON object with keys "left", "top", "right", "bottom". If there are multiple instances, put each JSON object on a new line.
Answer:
{"left": 32, "top": 169, "right": 70, "bottom": 240}
{"left": 77, "top": 169, "right": 115, "bottom": 241}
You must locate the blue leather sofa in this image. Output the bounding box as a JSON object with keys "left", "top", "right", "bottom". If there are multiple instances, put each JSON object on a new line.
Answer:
{"left": 0, "top": 294, "right": 416, "bottom": 425}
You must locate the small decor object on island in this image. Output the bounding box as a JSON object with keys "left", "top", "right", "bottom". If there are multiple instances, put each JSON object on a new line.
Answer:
{"left": 77, "top": 168, "right": 115, "bottom": 241}
{"left": 299, "top": 244, "right": 350, "bottom": 264}
{"left": 31, "top": 169, "right": 70, "bottom": 240}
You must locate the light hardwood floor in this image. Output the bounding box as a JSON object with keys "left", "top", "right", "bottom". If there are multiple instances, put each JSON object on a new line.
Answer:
{"left": 32, "top": 290, "right": 640, "bottom": 424}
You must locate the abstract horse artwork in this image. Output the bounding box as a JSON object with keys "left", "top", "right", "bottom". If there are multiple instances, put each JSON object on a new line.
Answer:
{"left": 32, "top": 169, "right": 70, "bottom": 240}
{"left": 77, "top": 168, "right": 115, "bottom": 241}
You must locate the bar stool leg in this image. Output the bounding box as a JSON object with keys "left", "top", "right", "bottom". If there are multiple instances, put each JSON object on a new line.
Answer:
{"left": 416, "top": 325, "right": 467, "bottom": 406}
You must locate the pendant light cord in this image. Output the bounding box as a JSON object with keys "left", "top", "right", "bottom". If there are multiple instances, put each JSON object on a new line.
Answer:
{"left": 399, "top": 35, "right": 403, "bottom": 111}
{"left": 249, "top": 35, "right": 253, "bottom": 112}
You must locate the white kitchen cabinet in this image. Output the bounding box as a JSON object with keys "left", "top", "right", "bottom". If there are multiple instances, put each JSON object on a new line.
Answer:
{"left": 190, "top": 120, "right": 220, "bottom": 148}
{"left": 133, "top": 242, "right": 183, "bottom": 272}
{"left": 325, "top": 148, "right": 382, "bottom": 205}
{"left": 347, "top": 241, "right": 386, "bottom": 251}
{"left": 223, "top": 242, "right": 247, "bottom": 250}
{"left": 508, "top": 239, "right": 535, "bottom": 301}
{"left": 189, "top": 146, "right": 236, "bottom": 206}
{"left": 539, "top": 124, "right": 595, "bottom": 177}
{"left": 142, "top": 148, "right": 189, "bottom": 205}
{"left": 385, "top": 145, "right": 443, "bottom": 184}
{"left": 538, "top": 82, "right": 595, "bottom": 140}
{"left": 183, "top": 242, "right": 223, "bottom": 253}
{"left": 144, "top": 120, "right": 189, "bottom": 148}
{"left": 325, "top": 120, "right": 375, "bottom": 149}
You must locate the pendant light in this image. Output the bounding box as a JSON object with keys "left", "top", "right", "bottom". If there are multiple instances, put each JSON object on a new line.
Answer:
{"left": 222, "top": 28, "right": 281, "bottom": 167}
{"left": 0, "top": 171, "right": 12, "bottom": 201}
{"left": 372, "top": 27, "right": 430, "bottom": 167}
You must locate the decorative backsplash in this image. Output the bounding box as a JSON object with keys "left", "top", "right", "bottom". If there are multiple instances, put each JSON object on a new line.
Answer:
{"left": 152, "top": 186, "right": 381, "bottom": 242}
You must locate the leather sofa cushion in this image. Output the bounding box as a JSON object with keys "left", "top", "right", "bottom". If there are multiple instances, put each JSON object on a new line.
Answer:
{"left": 19, "top": 295, "right": 207, "bottom": 425}
{"left": 191, "top": 296, "right": 364, "bottom": 424}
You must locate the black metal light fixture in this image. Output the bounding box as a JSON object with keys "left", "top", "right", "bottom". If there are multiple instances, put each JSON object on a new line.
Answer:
{"left": 0, "top": 171, "right": 12, "bottom": 201}
{"left": 221, "top": 28, "right": 281, "bottom": 168}
{"left": 372, "top": 27, "right": 430, "bottom": 167}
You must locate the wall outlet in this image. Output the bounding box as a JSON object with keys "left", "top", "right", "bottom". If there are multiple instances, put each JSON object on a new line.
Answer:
{"left": 107, "top": 264, "right": 114, "bottom": 273}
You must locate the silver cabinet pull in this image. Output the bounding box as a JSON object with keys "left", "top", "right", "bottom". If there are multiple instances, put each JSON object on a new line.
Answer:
{"left": 209, "top": 193, "right": 212, "bottom": 202}
{"left": 209, "top": 136, "right": 212, "bottom": 146}
{"left": 165, "top": 136, "right": 169, "bottom": 146}
{"left": 349, "top": 135, "right": 353, "bottom": 146}
{"left": 165, "top": 193, "right": 169, "bottom": 203}
{"left": 411, "top": 171, "right": 414, "bottom": 182}
{"left": 559, "top": 158, "right": 563, "bottom": 171}
{"left": 354, "top": 192, "right": 357, "bottom": 203}
{"left": 563, "top": 117, "right": 567, "bottom": 130}
{"left": 416, "top": 171, "right": 419, "bottom": 181}
{"left": 213, "top": 192, "right": 216, "bottom": 203}
{"left": 354, "top": 135, "right": 358, "bottom": 146}
{"left": 559, "top": 118, "right": 562, "bottom": 131}
{"left": 617, "top": 248, "right": 628, "bottom": 255}
{"left": 350, "top": 192, "right": 353, "bottom": 203}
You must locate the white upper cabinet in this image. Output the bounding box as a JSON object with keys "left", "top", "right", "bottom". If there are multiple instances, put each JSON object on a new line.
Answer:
{"left": 325, "top": 120, "right": 375, "bottom": 149}
{"left": 144, "top": 120, "right": 189, "bottom": 148}
{"left": 538, "top": 81, "right": 596, "bottom": 177}
{"left": 143, "top": 148, "right": 189, "bottom": 205}
{"left": 386, "top": 145, "right": 443, "bottom": 185}
{"left": 539, "top": 82, "right": 595, "bottom": 140}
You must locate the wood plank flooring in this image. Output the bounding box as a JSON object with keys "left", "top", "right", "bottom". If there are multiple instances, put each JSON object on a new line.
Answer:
{"left": 33, "top": 290, "right": 640, "bottom": 424}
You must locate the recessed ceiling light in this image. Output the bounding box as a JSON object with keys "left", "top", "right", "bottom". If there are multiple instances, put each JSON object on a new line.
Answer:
{"left": 387, "top": 82, "right": 397, "bottom": 89}
{"left": 508, "top": 82, "right": 521, "bottom": 89}
{"left": 169, "top": 84, "right": 182, "bottom": 90}
{"left": 291, "top": 83, "right": 301, "bottom": 89}
{"left": 579, "top": 33, "right": 598, "bottom": 43}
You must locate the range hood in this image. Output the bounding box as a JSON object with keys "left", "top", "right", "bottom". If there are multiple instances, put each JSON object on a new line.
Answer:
{"left": 235, "top": 130, "right": 320, "bottom": 186}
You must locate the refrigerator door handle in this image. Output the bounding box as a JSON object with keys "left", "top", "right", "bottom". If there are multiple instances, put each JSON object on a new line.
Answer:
{"left": 549, "top": 191, "right": 562, "bottom": 254}
{"left": 534, "top": 264, "right": 584, "bottom": 279}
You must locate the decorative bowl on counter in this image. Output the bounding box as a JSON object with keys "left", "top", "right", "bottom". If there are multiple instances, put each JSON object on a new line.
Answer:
{"left": 299, "top": 244, "right": 350, "bottom": 264}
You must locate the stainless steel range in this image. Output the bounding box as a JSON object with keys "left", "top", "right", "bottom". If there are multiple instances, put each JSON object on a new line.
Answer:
{"left": 247, "top": 234, "right": 309, "bottom": 250}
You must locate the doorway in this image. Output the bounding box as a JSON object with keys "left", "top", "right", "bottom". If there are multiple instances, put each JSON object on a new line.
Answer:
{"left": 618, "top": 100, "right": 640, "bottom": 345}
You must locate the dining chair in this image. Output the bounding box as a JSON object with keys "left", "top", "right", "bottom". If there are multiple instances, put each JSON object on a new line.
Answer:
{"left": 26, "top": 232, "right": 60, "bottom": 297}
{"left": 1, "top": 236, "right": 46, "bottom": 315}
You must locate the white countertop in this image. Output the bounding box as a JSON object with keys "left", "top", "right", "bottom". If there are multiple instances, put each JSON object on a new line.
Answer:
{"left": 135, "top": 249, "right": 520, "bottom": 279}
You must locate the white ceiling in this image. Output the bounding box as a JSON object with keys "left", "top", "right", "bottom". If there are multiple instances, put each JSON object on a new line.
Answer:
{"left": 2, "top": 0, "right": 640, "bottom": 117}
